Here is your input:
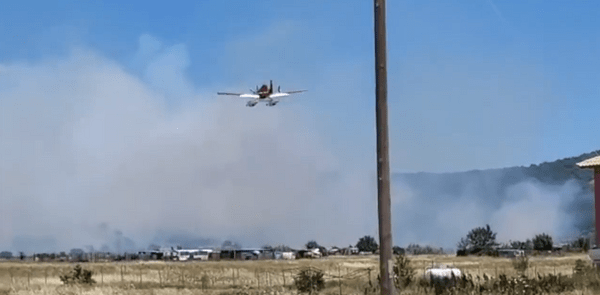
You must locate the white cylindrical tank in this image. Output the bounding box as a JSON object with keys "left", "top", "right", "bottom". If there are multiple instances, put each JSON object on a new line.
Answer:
{"left": 424, "top": 265, "right": 462, "bottom": 280}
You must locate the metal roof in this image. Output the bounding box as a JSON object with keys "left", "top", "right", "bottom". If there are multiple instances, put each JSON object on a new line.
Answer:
{"left": 577, "top": 155, "right": 600, "bottom": 168}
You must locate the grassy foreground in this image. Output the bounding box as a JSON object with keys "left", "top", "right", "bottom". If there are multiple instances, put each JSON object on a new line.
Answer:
{"left": 0, "top": 253, "right": 595, "bottom": 295}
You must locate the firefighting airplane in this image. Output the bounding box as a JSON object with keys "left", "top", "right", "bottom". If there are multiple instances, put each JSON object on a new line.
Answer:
{"left": 217, "top": 80, "right": 307, "bottom": 107}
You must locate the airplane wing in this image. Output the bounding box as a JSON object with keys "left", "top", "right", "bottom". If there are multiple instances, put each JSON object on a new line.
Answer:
{"left": 269, "top": 92, "right": 290, "bottom": 98}
{"left": 240, "top": 94, "right": 260, "bottom": 98}
{"left": 217, "top": 92, "right": 260, "bottom": 99}
{"left": 217, "top": 92, "right": 242, "bottom": 96}
{"left": 269, "top": 90, "right": 307, "bottom": 98}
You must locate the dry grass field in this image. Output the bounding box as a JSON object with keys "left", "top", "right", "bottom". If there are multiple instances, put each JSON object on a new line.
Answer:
{"left": 0, "top": 253, "right": 595, "bottom": 295}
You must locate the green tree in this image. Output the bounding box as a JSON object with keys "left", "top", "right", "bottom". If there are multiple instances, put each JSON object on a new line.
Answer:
{"left": 356, "top": 235, "right": 379, "bottom": 253}
{"left": 222, "top": 240, "right": 241, "bottom": 250}
{"left": 508, "top": 239, "right": 534, "bottom": 250}
{"left": 69, "top": 248, "right": 85, "bottom": 261}
{"left": 0, "top": 251, "right": 12, "bottom": 259}
{"left": 456, "top": 238, "right": 470, "bottom": 256}
{"left": 147, "top": 244, "right": 161, "bottom": 251}
{"left": 458, "top": 224, "right": 498, "bottom": 255}
{"left": 305, "top": 240, "right": 320, "bottom": 250}
{"left": 510, "top": 240, "right": 526, "bottom": 250}
{"left": 583, "top": 239, "right": 590, "bottom": 252}
{"left": 525, "top": 239, "right": 534, "bottom": 250}
{"left": 533, "top": 233, "right": 553, "bottom": 251}
{"left": 571, "top": 236, "right": 590, "bottom": 252}
{"left": 317, "top": 246, "right": 329, "bottom": 257}
{"left": 273, "top": 244, "right": 293, "bottom": 252}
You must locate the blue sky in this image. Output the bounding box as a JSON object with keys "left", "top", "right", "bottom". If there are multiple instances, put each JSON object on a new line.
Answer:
{"left": 0, "top": 0, "right": 600, "bottom": 171}
{"left": 1, "top": 1, "right": 599, "bottom": 251}
{"left": 3, "top": 0, "right": 598, "bottom": 172}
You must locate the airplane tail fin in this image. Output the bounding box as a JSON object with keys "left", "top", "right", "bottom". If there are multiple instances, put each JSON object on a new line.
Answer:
{"left": 269, "top": 80, "right": 273, "bottom": 94}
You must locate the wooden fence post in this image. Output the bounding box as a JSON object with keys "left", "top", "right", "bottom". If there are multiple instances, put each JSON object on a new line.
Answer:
{"left": 181, "top": 268, "right": 184, "bottom": 285}
{"left": 338, "top": 264, "right": 342, "bottom": 295}
{"left": 158, "top": 268, "right": 162, "bottom": 286}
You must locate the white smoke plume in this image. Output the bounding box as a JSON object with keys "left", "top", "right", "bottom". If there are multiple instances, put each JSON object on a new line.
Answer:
{"left": 392, "top": 171, "right": 590, "bottom": 250}
{"left": 0, "top": 42, "right": 376, "bottom": 253}
{"left": 0, "top": 32, "right": 591, "bottom": 254}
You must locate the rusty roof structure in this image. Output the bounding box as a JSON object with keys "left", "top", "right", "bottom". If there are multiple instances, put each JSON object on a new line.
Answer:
{"left": 577, "top": 155, "right": 600, "bottom": 168}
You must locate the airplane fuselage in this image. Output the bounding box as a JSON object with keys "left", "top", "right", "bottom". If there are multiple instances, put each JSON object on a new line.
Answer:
{"left": 257, "top": 83, "right": 272, "bottom": 99}
{"left": 217, "top": 80, "right": 305, "bottom": 107}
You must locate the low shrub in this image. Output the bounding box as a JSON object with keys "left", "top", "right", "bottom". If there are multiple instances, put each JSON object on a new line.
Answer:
{"left": 294, "top": 267, "right": 325, "bottom": 295}
{"left": 59, "top": 265, "right": 95, "bottom": 285}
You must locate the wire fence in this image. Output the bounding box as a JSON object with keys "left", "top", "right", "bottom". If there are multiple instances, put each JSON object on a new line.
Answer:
{"left": 1, "top": 263, "right": 372, "bottom": 291}
{"left": 0, "top": 260, "right": 589, "bottom": 294}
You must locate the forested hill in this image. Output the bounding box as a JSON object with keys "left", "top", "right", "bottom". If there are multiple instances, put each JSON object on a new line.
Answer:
{"left": 394, "top": 150, "right": 598, "bottom": 190}
{"left": 390, "top": 150, "right": 599, "bottom": 246}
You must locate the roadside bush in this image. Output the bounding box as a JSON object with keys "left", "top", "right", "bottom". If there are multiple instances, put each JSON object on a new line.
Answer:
{"left": 393, "top": 253, "right": 415, "bottom": 289}
{"left": 294, "top": 267, "right": 325, "bottom": 295}
{"left": 573, "top": 259, "right": 594, "bottom": 275}
{"left": 414, "top": 272, "right": 579, "bottom": 295}
{"left": 511, "top": 255, "right": 529, "bottom": 274}
{"left": 59, "top": 264, "right": 95, "bottom": 285}
{"left": 392, "top": 246, "right": 405, "bottom": 255}
{"left": 572, "top": 259, "right": 600, "bottom": 290}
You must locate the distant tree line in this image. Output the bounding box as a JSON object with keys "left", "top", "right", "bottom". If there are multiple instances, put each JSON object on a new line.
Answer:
{"left": 3, "top": 229, "right": 589, "bottom": 261}
{"left": 456, "top": 224, "right": 590, "bottom": 256}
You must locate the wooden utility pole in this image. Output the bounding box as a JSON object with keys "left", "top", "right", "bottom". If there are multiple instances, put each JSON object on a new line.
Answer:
{"left": 374, "top": 0, "right": 396, "bottom": 295}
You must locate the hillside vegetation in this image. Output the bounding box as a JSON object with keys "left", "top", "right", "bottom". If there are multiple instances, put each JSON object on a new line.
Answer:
{"left": 393, "top": 150, "right": 599, "bottom": 237}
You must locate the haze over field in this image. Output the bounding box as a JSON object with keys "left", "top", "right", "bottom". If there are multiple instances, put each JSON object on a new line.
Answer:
{"left": 0, "top": 45, "right": 376, "bottom": 253}
{"left": 392, "top": 155, "right": 596, "bottom": 249}
{"left": 1, "top": 1, "right": 599, "bottom": 253}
